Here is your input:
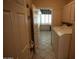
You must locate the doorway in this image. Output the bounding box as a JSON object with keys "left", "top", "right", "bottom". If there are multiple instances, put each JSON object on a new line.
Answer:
{"left": 33, "top": 8, "right": 55, "bottom": 59}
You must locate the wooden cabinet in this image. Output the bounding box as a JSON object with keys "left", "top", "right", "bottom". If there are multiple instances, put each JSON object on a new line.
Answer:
{"left": 69, "top": 24, "right": 75, "bottom": 59}
{"left": 63, "top": 1, "right": 75, "bottom": 24}
{"left": 3, "top": 0, "right": 33, "bottom": 59}
{"left": 53, "top": 31, "right": 59, "bottom": 59}
{"left": 62, "top": 1, "right": 75, "bottom": 59}
{"left": 70, "top": 2, "right": 75, "bottom": 23}
{"left": 53, "top": 29, "right": 72, "bottom": 59}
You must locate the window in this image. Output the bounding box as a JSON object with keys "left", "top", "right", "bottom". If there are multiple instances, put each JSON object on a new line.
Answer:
{"left": 40, "top": 14, "right": 52, "bottom": 25}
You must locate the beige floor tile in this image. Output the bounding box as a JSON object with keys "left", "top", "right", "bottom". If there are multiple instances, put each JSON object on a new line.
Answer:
{"left": 33, "top": 31, "right": 55, "bottom": 59}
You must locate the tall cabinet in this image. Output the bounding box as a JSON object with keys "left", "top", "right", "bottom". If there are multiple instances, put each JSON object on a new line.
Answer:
{"left": 3, "top": 0, "right": 34, "bottom": 59}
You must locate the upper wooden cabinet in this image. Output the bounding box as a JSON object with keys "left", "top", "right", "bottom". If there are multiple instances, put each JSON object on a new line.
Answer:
{"left": 70, "top": 2, "right": 75, "bottom": 22}
{"left": 63, "top": 1, "right": 75, "bottom": 24}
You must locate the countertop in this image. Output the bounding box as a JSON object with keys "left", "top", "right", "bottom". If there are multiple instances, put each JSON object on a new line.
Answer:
{"left": 52, "top": 26, "right": 72, "bottom": 36}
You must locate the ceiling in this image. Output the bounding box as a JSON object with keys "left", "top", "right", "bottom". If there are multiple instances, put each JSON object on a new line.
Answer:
{"left": 40, "top": 9, "right": 51, "bottom": 14}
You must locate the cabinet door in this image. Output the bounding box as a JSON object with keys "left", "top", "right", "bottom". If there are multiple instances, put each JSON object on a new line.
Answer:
{"left": 63, "top": 7, "right": 66, "bottom": 22}
{"left": 63, "top": 1, "right": 74, "bottom": 23}
{"left": 63, "top": 5, "right": 70, "bottom": 23}
{"left": 67, "top": 5, "right": 71, "bottom": 23}
{"left": 70, "top": 2, "right": 75, "bottom": 23}
{"left": 65, "top": 4, "right": 71, "bottom": 23}
{"left": 53, "top": 32, "right": 59, "bottom": 59}
{"left": 69, "top": 24, "right": 75, "bottom": 59}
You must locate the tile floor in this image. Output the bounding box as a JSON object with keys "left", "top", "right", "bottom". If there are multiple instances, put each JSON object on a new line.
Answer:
{"left": 33, "top": 31, "right": 55, "bottom": 59}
